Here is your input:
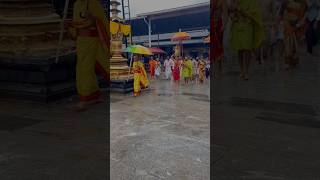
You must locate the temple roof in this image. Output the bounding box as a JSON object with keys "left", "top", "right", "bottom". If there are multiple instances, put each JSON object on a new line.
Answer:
{"left": 135, "top": 2, "right": 210, "bottom": 20}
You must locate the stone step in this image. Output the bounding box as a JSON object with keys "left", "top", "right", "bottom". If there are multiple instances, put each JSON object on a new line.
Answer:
{"left": 0, "top": 2, "right": 51, "bottom": 8}
{"left": 110, "top": 79, "right": 133, "bottom": 94}
{"left": 0, "top": 80, "right": 76, "bottom": 103}
{"left": 0, "top": 14, "right": 61, "bottom": 25}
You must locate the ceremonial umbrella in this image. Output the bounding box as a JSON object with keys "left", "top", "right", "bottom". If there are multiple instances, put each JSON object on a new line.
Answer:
{"left": 148, "top": 47, "right": 166, "bottom": 54}
{"left": 171, "top": 31, "right": 191, "bottom": 57}
{"left": 123, "top": 45, "right": 153, "bottom": 74}
{"left": 172, "top": 32, "right": 191, "bottom": 41}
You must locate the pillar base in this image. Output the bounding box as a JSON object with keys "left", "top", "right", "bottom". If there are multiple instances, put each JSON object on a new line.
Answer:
{"left": 0, "top": 54, "right": 77, "bottom": 103}
{"left": 110, "top": 78, "right": 133, "bottom": 94}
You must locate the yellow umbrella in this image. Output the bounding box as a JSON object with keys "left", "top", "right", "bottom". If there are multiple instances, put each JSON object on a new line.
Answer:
{"left": 124, "top": 45, "right": 153, "bottom": 55}
{"left": 124, "top": 45, "right": 153, "bottom": 75}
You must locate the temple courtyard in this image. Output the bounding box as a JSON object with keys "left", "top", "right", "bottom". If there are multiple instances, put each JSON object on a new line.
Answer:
{"left": 1, "top": 45, "right": 320, "bottom": 179}
{"left": 212, "top": 45, "right": 320, "bottom": 179}
{"left": 110, "top": 80, "right": 210, "bottom": 179}
{"left": 0, "top": 79, "right": 210, "bottom": 179}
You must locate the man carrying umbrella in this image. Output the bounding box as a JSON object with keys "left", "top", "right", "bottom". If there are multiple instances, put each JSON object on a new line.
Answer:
{"left": 132, "top": 55, "right": 149, "bottom": 97}
{"left": 124, "top": 45, "right": 152, "bottom": 96}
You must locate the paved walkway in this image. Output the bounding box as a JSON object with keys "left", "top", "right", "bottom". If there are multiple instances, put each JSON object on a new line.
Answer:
{"left": 212, "top": 44, "right": 320, "bottom": 179}
{"left": 2, "top": 43, "right": 318, "bottom": 179}
{"left": 0, "top": 97, "right": 109, "bottom": 179}
{"left": 0, "top": 77, "right": 210, "bottom": 179}
{"left": 111, "top": 79, "right": 210, "bottom": 179}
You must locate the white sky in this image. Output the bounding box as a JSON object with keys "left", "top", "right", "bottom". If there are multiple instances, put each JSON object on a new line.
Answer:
{"left": 128, "top": 0, "right": 209, "bottom": 17}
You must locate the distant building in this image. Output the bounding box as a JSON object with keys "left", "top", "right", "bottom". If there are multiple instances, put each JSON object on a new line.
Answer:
{"left": 129, "top": 2, "right": 210, "bottom": 58}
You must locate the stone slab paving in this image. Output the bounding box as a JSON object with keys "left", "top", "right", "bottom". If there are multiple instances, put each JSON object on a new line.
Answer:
{"left": 110, "top": 80, "right": 210, "bottom": 180}
{"left": 212, "top": 45, "right": 320, "bottom": 179}
{"left": 0, "top": 98, "right": 109, "bottom": 180}
{"left": 0, "top": 78, "right": 210, "bottom": 179}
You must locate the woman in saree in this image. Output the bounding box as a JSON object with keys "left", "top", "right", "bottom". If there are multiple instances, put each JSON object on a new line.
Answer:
{"left": 66, "top": 0, "right": 109, "bottom": 111}
{"left": 213, "top": 0, "right": 227, "bottom": 77}
{"left": 182, "top": 56, "right": 193, "bottom": 85}
{"left": 198, "top": 59, "right": 206, "bottom": 83}
{"left": 132, "top": 55, "right": 149, "bottom": 97}
{"left": 172, "top": 57, "right": 181, "bottom": 83}
{"left": 229, "top": 0, "right": 265, "bottom": 80}
{"left": 281, "top": 0, "right": 307, "bottom": 70}
{"left": 179, "top": 56, "right": 184, "bottom": 78}
{"left": 148, "top": 56, "right": 157, "bottom": 79}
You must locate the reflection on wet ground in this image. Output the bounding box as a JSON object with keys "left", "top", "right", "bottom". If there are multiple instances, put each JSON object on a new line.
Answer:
{"left": 111, "top": 79, "right": 210, "bottom": 180}
{"left": 0, "top": 96, "right": 109, "bottom": 179}
{"left": 213, "top": 47, "right": 320, "bottom": 179}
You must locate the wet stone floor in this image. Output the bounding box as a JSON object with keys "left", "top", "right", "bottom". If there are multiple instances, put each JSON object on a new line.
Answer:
{"left": 0, "top": 98, "right": 109, "bottom": 180}
{"left": 110, "top": 79, "right": 210, "bottom": 180}
{"left": 212, "top": 46, "right": 320, "bottom": 179}
{"left": 0, "top": 78, "right": 210, "bottom": 180}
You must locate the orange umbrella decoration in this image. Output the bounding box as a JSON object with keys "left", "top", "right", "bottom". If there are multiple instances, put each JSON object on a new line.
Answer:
{"left": 171, "top": 31, "right": 191, "bottom": 57}
{"left": 172, "top": 32, "right": 191, "bottom": 41}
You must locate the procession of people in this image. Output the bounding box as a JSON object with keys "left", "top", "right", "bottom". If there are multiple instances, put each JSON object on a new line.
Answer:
{"left": 66, "top": 0, "right": 320, "bottom": 101}
{"left": 133, "top": 54, "right": 210, "bottom": 90}
{"left": 212, "top": 0, "right": 320, "bottom": 78}
{"left": 118, "top": 50, "right": 210, "bottom": 98}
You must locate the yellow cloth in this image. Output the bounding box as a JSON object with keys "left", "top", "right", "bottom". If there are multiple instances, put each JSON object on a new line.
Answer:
{"left": 73, "top": 0, "right": 109, "bottom": 100}
{"left": 230, "top": 0, "right": 265, "bottom": 50}
{"left": 182, "top": 60, "right": 192, "bottom": 78}
{"left": 174, "top": 45, "right": 181, "bottom": 57}
{"left": 198, "top": 61, "right": 206, "bottom": 82}
{"left": 133, "top": 61, "right": 149, "bottom": 94}
{"left": 121, "top": 24, "right": 131, "bottom": 36}
{"left": 110, "top": 21, "right": 119, "bottom": 34}
{"left": 110, "top": 21, "right": 131, "bottom": 36}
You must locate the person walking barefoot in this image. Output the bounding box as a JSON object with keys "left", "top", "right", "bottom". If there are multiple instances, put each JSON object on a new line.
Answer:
{"left": 229, "top": 0, "right": 265, "bottom": 80}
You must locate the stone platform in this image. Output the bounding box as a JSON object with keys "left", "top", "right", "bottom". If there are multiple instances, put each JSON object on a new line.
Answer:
{"left": 110, "top": 79, "right": 133, "bottom": 94}
{"left": 0, "top": 54, "right": 77, "bottom": 102}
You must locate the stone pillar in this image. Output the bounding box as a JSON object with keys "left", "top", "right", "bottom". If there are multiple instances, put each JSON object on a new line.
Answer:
{"left": 0, "top": 0, "right": 74, "bottom": 61}
{"left": 110, "top": 0, "right": 133, "bottom": 81}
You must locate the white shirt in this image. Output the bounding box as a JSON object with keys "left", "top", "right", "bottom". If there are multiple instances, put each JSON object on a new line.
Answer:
{"left": 192, "top": 60, "right": 198, "bottom": 69}
{"left": 168, "top": 59, "right": 174, "bottom": 68}
{"left": 164, "top": 59, "right": 173, "bottom": 69}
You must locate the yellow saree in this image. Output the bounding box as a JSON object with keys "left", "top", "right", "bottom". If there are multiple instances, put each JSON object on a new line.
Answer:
{"left": 229, "top": 0, "right": 265, "bottom": 50}
{"left": 71, "top": 0, "right": 109, "bottom": 101}
{"left": 133, "top": 61, "right": 149, "bottom": 96}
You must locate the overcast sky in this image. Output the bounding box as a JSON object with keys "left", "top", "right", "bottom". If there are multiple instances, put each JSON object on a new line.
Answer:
{"left": 127, "top": 0, "right": 209, "bottom": 17}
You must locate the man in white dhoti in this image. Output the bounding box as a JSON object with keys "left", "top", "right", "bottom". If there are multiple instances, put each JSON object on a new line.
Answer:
{"left": 164, "top": 57, "right": 174, "bottom": 80}
{"left": 192, "top": 57, "right": 198, "bottom": 82}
